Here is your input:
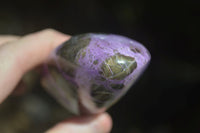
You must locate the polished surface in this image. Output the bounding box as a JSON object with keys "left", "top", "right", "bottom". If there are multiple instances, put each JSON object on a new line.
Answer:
{"left": 42, "top": 33, "right": 151, "bottom": 115}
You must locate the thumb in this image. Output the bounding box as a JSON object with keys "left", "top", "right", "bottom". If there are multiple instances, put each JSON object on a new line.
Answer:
{"left": 46, "top": 113, "right": 112, "bottom": 133}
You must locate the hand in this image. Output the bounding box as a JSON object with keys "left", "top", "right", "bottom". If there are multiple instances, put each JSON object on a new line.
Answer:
{"left": 0, "top": 29, "right": 112, "bottom": 133}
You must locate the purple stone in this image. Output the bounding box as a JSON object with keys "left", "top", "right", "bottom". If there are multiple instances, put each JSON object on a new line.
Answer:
{"left": 42, "top": 33, "right": 151, "bottom": 115}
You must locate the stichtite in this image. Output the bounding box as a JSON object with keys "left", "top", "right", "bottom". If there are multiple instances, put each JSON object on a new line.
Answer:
{"left": 42, "top": 33, "right": 151, "bottom": 115}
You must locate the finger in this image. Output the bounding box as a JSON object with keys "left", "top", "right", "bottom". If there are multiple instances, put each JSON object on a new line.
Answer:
{"left": 0, "top": 35, "right": 23, "bottom": 96}
{"left": 0, "top": 29, "right": 70, "bottom": 103}
{"left": 0, "top": 35, "right": 20, "bottom": 45}
{"left": 46, "top": 113, "right": 112, "bottom": 133}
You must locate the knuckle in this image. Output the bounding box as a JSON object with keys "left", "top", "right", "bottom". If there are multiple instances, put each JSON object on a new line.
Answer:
{"left": 40, "top": 28, "right": 58, "bottom": 36}
{"left": 26, "top": 28, "right": 60, "bottom": 41}
{"left": 24, "top": 28, "right": 58, "bottom": 40}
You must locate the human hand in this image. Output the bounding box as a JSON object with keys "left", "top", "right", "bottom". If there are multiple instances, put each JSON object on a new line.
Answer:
{"left": 0, "top": 29, "right": 112, "bottom": 133}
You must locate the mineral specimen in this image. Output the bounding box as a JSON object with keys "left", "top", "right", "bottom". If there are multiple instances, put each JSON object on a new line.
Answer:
{"left": 42, "top": 33, "right": 151, "bottom": 115}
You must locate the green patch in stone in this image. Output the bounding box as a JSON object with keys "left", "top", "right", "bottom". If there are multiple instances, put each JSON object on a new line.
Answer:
{"left": 93, "top": 60, "right": 98, "bottom": 65}
{"left": 81, "top": 51, "right": 86, "bottom": 58}
{"left": 101, "top": 53, "right": 137, "bottom": 80}
{"left": 91, "top": 84, "right": 113, "bottom": 107}
{"left": 56, "top": 35, "right": 91, "bottom": 63}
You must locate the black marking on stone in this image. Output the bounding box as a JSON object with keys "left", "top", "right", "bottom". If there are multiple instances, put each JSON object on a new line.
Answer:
{"left": 131, "top": 48, "right": 141, "bottom": 53}
{"left": 135, "top": 48, "right": 141, "bottom": 53}
{"left": 110, "top": 84, "right": 124, "bottom": 90}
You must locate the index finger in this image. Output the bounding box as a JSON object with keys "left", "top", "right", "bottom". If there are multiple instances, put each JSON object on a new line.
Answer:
{"left": 0, "top": 35, "right": 20, "bottom": 45}
{"left": 0, "top": 29, "right": 70, "bottom": 103}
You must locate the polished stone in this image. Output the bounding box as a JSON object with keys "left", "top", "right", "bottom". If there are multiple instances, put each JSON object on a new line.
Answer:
{"left": 42, "top": 33, "right": 151, "bottom": 115}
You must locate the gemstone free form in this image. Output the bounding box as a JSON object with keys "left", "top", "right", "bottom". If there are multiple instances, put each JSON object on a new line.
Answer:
{"left": 42, "top": 33, "right": 151, "bottom": 115}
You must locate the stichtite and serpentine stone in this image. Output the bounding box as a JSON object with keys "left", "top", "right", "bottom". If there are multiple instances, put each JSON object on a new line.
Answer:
{"left": 42, "top": 33, "right": 151, "bottom": 115}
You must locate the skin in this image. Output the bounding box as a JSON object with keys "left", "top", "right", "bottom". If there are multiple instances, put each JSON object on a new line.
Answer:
{"left": 0, "top": 29, "right": 112, "bottom": 133}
